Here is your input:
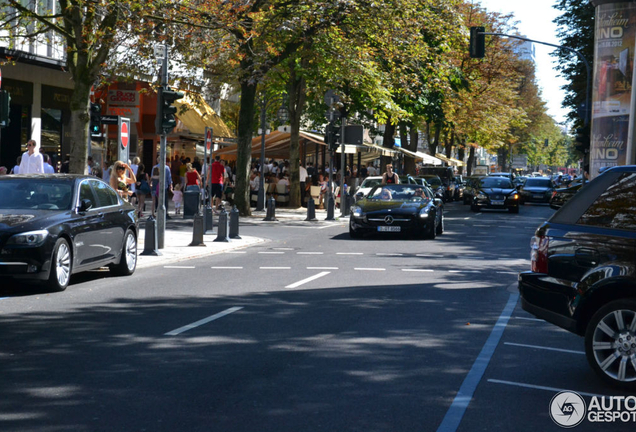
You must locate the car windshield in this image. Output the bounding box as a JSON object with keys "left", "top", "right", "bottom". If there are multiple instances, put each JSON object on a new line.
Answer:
{"left": 368, "top": 184, "right": 430, "bottom": 201}
{"left": 360, "top": 178, "right": 382, "bottom": 188}
{"left": 0, "top": 179, "right": 74, "bottom": 210}
{"left": 480, "top": 177, "right": 513, "bottom": 189}
{"left": 423, "top": 177, "right": 441, "bottom": 187}
{"left": 524, "top": 179, "right": 552, "bottom": 187}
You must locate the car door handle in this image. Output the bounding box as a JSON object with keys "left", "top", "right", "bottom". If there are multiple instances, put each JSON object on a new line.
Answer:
{"left": 575, "top": 248, "right": 599, "bottom": 266}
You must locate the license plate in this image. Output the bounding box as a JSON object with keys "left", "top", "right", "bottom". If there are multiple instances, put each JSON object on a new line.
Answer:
{"left": 491, "top": 200, "right": 504, "bottom": 206}
{"left": 533, "top": 195, "right": 543, "bottom": 199}
{"left": 378, "top": 226, "right": 401, "bottom": 232}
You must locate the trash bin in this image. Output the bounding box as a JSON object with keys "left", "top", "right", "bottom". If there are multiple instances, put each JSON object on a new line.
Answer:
{"left": 183, "top": 190, "right": 200, "bottom": 219}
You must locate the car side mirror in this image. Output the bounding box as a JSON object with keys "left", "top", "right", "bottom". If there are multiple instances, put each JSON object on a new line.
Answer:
{"left": 78, "top": 198, "right": 93, "bottom": 212}
{"left": 434, "top": 198, "right": 443, "bottom": 206}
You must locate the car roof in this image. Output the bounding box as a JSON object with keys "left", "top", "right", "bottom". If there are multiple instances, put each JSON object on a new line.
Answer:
{"left": 0, "top": 174, "right": 89, "bottom": 181}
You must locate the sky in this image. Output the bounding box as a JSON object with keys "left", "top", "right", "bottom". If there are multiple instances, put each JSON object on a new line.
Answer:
{"left": 475, "top": 0, "right": 570, "bottom": 125}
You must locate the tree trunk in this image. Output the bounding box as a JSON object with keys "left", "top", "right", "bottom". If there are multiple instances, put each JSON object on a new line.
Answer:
{"left": 68, "top": 64, "right": 93, "bottom": 174}
{"left": 428, "top": 123, "right": 440, "bottom": 156}
{"left": 287, "top": 59, "right": 307, "bottom": 208}
{"left": 445, "top": 130, "right": 454, "bottom": 159}
{"left": 407, "top": 124, "right": 419, "bottom": 175}
{"left": 234, "top": 79, "right": 258, "bottom": 216}
{"left": 467, "top": 145, "right": 475, "bottom": 176}
{"left": 380, "top": 120, "right": 395, "bottom": 173}
{"left": 457, "top": 140, "right": 465, "bottom": 175}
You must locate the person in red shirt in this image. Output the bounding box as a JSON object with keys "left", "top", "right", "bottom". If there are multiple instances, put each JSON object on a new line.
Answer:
{"left": 185, "top": 163, "right": 202, "bottom": 191}
{"left": 210, "top": 156, "right": 226, "bottom": 210}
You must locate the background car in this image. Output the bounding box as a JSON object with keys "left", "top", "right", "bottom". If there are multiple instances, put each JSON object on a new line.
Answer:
{"left": 417, "top": 175, "right": 445, "bottom": 201}
{"left": 0, "top": 174, "right": 138, "bottom": 292}
{"left": 398, "top": 174, "right": 417, "bottom": 185}
{"left": 463, "top": 175, "right": 486, "bottom": 204}
{"left": 519, "top": 165, "right": 636, "bottom": 389}
{"left": 349, "top": 184, "right": 444, "bottom": 239}
{"left": 418, "top": 166, "right": 456, "bottom": 201}
{"left": 470, "top": 176, "right": 520, "bottom": 213}
{"left": 354, "top": 176, "right": 383, "bottom": 201}
{"left": 518, "top": 177, "right": 554, "bottom": 204}
{"left": 549, "top": 181, "right": 584, "bottom": 209}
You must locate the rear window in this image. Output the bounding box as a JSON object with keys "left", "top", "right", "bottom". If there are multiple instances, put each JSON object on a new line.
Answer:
{"left": 525, "top": 179, "right": 552, "bottom": 187}
{"left": 577, "top": 173, "right": 636, "bottom": 231}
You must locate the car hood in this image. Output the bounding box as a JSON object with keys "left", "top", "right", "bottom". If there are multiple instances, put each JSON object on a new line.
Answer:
{"left": 480, "top": 188, "right": 515, "bottom": 195}
{"left": 0, "top": 209, "right": 69, "bottom": 231}
{"left": 358, "top": 200, "right": 427, "bottom": 213}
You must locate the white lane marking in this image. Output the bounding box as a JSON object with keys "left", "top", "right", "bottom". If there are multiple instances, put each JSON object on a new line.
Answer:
{"left": 463, "top": 217, "right": 470, "bottom": 220}
{"left": 211, "top": 266, "right": 243, "bottom": 269}
{"left": 318, "top": 224, "right": 336, "bottom": 229}
{"left": 273, "top": 247, "right": 294, "bottom": 250}
{"left": 260, "top": 267, "right": 291, "bottom": 270}
{"left": 337, "top": 252, "right": 364, "bottom": 255}
{"left": 417, "top": 254, "right": 442, "bottom": 257}
{"left": 402, "top": 269, "right": 435, "bottom": 272}
{"left": 436, "top": 293, "right": 518, "bottom": 432}
{"left": 164, "top": 266, "right": 196, "bottom": 269}
{"left": 165, "top": 307, "right": 243, "bottom": 336}
{"left": 227, "top": 251, "right": 246, "bottom": 254}
{"left": 354, "top": 268, "right": 385, "bottom": 271}
{"left": 514, "top": 316, "right": 544, "bottom": 322}
{"left": 307, "top": 267, "right": 339, "bottom": 270}
{"left": 297, "top": 252, "right": 324, "bottom": 255}
{"left": 496, "top": 271, "right": 518, "bottom": 274}
{"left": 503, "top": 342, "right": 585, "bottom": 355}
{"left": 487, "top": 379, "right": 609, "bottom": 398}
{"left": 285, "top": 271, "right": 331, "bottom": 289}
{"left": 448, "top": 270, "right": 481, "bottom": 273}
{"left": 376, "top": 253, "right": 403, "bottom": 256}
{"left": 259, "top": 251, "right": 285, "bottom": 254}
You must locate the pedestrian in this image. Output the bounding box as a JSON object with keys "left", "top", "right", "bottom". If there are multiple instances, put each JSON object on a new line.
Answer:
{"left": 130, "top": 156, "right": 140, "bottom": 204}
{"left": 381, "top": 164, "right": 399, "bottom": 185}
{"left": 152, "top": 156, "right": 173, "bottom": 219}
{"left": 185, "top": 162, "right": 202, "bottom": 192}
{"left": 172, "top": 181, "right": 183, "bottom": 215}
{"left": 135, "top": 163, "right": 150, "bottom": 218}
{"left": 60, "top": 154, "right": 70, "bottom": 173}
{"left": 87, "top": 156, "right": 94, "bottom": 175}
{"left": 10, "top": 156, "right": 21, "bottom": 174}
{"left": 210, "top": 156, "right": 226, "bottom": 211}
{"left": 18, "top": 140, "right": 44, "bottom": 174}
{"left": 110, "top": 160, "right": 136, "bottom": 202}
{"left": 0, "top": 166, "right": 7, "bottom": 175}
{"left": 42, "top": 153, "right": 55, "bottom": 173}
{"left": 299, "top": 162, "right": 308, "bottom": 205}
{"left": 360, "top": 164, "right": 368, "bottom": 178}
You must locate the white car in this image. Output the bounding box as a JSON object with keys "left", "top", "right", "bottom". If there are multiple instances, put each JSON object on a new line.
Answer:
{"left": 354, "top": 176, "right": 384, "bottom": 200}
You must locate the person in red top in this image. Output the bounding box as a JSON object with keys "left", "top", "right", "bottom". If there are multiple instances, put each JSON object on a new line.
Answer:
{"left": 185, "top": 163, "right": 202, "bottom": 192}
{"left": 210, "top": 156, "right": 226, "bottom": 210}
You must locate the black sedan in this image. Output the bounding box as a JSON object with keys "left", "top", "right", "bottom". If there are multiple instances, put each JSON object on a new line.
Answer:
{"left": 470, "top": 176, "right": 520, "bottom": 213}
{"left": 0, "top": 174, "right": 138, "bottom": 292}
{"left": 349, "top": 184, "right": 444, "bottom": 239}
{"left": 518, "top": 177, "right": 554, "bottom": 203}
{"left": 549, "top": 181, "right": 583, "bottom": 209}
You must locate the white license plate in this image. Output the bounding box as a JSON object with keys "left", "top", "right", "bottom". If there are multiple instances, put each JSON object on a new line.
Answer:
{"left": 533, "top": 195, "right": 543, "bottom": 199}
{"left": 491, "top": 200, "right": 504, "bottom": 206}
{"left": 378, "top": 226, "right": 401, "bottom": 232}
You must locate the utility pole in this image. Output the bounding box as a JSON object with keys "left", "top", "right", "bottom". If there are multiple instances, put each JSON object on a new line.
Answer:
{"left": 156, "top": 45, "right": 168, "bottom": 249}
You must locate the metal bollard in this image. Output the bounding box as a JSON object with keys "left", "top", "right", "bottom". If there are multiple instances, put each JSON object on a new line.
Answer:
{"left": 189, "top": 213, "right": 206, "bottom": 246}
{"left": 141, "top": 216, "right": 161, "bottom": 256}
{"left": 204, "top": 204, "right": 214, "bottom": 234}
{"left": 229, "top": 205, "right": 241, "bottom": 239}
{"left": 325, "top": 193, "right": 335, "bottom": 221}
{"left": 214, "top": 208, "right": 230, "bottom": 242}
{"left": 305, "top": 198, "right": 317, "bottom": 221}
{"left": 264, "top": 197, "right": 277, "bottom": 221}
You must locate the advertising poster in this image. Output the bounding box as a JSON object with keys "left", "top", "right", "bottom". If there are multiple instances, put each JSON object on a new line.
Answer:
{"left": 590, "top": 2, "right": 636, "bottom": 176}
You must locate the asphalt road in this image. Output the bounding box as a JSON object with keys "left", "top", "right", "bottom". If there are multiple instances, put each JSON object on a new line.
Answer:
{"left": 0, "top": 201, "right": 629, "bottom": 431}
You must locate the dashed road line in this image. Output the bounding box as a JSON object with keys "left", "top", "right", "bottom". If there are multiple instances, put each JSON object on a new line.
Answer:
{"left": 164, "top": 265, "right": 196, "bottom": 269}
{"left": 211, "top": 266, "right": 243, "bottom": 269}
{"left": 376, "top": 253, "right": 404, "bottom": 256}
{"left": 285, "top": 271, "right": 331, "bottom": 289}
{"left": 260, "top": 267, "right": 291, "bottom": 270}
{"left": 165, "top": 307, "right": 243, "bottom": 336}
{"left": 297, "top": 252, "right": 324, "bottom": 255}
{"left": 402, "top": 269, "right": 434, "bottom": 272}
{"left": 354, "top": 268, "right": 386, "bottom": 271}
{"left": 307, "top": 267, "right": 339, "bottom": 270}
{"left": 337, "top": 252, "right": 364, "bottom": 255}
{"left": 503, "top": 342, "right": 585, "bottom": 355}
{"left": 259, "top": 251, "right": 285, "bottom": 254}
{"left": 487, "top": 379, "right": 608, "bottom": 398}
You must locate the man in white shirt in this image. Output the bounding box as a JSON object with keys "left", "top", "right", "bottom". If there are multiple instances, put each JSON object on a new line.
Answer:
{"left": 18, "top": 140, "right": 44, "bottom": 174}
{"left": 299, "top": 163, "right": 308, "bottom": 205}
{"left": 42, "top": 154, "right": 55, "bottom": 173}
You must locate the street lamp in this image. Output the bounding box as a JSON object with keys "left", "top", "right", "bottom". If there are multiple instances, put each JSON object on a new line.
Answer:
{"left": 256, "top": 93, "right": 288, "bottom": 211}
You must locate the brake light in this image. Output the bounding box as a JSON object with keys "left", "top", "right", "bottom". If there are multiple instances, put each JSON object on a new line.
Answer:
{"left": 530, "top": 235, "right": 549, "bottom": 273}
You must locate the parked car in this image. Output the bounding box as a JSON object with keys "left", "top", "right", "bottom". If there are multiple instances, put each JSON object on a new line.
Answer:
{"left": 470, "top": 176, "right": 520, "bottom": 213}
{"left": 518, "top": 177, "right": 555, "bottom": 204}
{"left": 549, "top": 181, "right": 584, "bottom": 210}
{"left": 355, "top": 176, "right": 383, "bottom": 201}
{"left": 417, "top": 175, "right": 445, "bottom": 201}
{"left": 519, "top": 165, "right": 636, "bottom": 389}
{"left": 0, "top": 174, "right": 138, "bottom": 292}
{"left": 453, "top": 175, "right": 464, "bottom": 201}
{"left": 419, "top": 166, "right": 456, "bottom": 201}
{"left": 462, "top": 175, "right": 486, "bottom": 205}
{"left": 349, "top": 184, "right": 444, "bottom": 239}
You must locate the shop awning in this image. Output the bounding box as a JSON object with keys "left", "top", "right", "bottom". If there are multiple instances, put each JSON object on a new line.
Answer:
{"left": 174, "top": 94, "right": 235, "bottom": 138}
{"left": 399, "top": 148, "right": 442, "bottom": 165}
{"left": 449, "top": 157, "right": 465, "bottom": 167}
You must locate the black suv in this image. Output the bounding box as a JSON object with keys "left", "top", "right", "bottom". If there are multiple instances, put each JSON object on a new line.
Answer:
{"left": 519, "top": 165, "right": 636, "bottom": 389}
{"left": 419, "top": 166, "right": 456, "bottom": 201}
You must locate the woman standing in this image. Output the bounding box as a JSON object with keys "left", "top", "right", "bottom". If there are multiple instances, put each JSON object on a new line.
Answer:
{"left": 110, "top": 160, "right": 136, "bottom": 202}
{"left": 185, "top": 163, "right": 202, "bottom": 192}
{"left": 135, "top": 163, "right": 150, "bottom": 217}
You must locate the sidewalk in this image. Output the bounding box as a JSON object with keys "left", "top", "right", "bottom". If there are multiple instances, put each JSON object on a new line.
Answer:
{"left": 136, "top": 204, "right": 343, "bottom": 269}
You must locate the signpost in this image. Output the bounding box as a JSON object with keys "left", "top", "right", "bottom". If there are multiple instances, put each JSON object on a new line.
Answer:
{"left": 117, "top": 117, "right": 131, "bottom": 164}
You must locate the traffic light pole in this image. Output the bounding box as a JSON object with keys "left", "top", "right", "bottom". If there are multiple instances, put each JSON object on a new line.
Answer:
{"left": 340, "top": 117, "right": 347, "bottom": 215}
{"left": 157, "top": 45, "right": 169, "bottom": 249}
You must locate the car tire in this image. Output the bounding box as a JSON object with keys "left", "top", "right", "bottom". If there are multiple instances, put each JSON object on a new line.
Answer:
{"left": 470, "top": 204, "right": 480, "bottom": 212}
{"left": 349, "top": 223, "right": 362, "bottom": 239}
{"left": 509, "top": 206, "right": 519, "bottom": 214}
{"left": 110, "top": 229, "right": 137, "bottom": 276}
{"left": 48, "top": 238, "right": 71, "bottom": 292}
{"left": 436, "top": 213, "right": 444, "bottom": 235}
{"left": 585, "top": 299, "right": 636, "bottom": 389}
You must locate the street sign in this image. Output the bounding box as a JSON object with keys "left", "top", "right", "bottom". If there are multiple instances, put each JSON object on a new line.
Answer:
{"left": 117, "top": 117, "right": 130, "bottom": 164}
{"left": 205, "top": 128, "right": 213, "bottom": 150}
{"left": 120, "top": 121, "right": 129, "bottom": 148}
{"left": 100, "top": 115, "right": 119, "bottom": 124}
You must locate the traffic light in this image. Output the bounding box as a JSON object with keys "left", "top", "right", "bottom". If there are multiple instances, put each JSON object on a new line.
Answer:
{"left": 469, "top": 26, "right": 485, "bottom": 59}
{"left": 89, "top": 102, "right": 101, "bottom": 136}
{"left": 573, "top": 127, "right": 590, "bottom": 155}
{"left": 324, "top": 122, "right": 341, "bottom": 151}
{"left": 155, "top": 86, "right": 184, "bottom": 135}
{"left": 0, "top": 90, "right": 11, "bottom": 127}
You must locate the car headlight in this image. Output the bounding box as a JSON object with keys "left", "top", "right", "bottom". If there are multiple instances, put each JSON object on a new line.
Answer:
{"left": 419, "top": 208, "right": 429, "bottom": 218}
{"left": 352, "top": 206, "right": 363, "bottom": 217}
{"left": 476, "top": 193, "right": 487, "bottom": 200}
{"left": 6, "top": 229, "right": 49, "bottom": 247}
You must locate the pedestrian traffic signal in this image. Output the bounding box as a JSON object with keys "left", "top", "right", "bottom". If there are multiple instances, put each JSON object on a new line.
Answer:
{"left": 469, "top": 26, "right": 485, "bottom": 59}
{"left": 573, "top": 127, "right": 590, "bottom": 155}
{"left": 0, "top": 89, "right": 11, "bottom": 127}
{"left": 324, "top": 122, "right": 341, "bottom": 151}
{"left": 89, "top": 102, "right": 101, "bottom": 136}
{"left": 156, "top": 86, "right": 184, "bottom": 135}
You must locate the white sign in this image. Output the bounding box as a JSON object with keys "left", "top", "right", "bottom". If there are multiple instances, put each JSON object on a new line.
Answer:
{"left": 108, "top": 90, "right": 139, "bottom": 107}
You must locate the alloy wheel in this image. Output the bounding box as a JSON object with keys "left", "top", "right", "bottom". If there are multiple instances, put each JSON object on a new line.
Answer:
{"left": 55, "top": 241, "right": 71, "bottom": 287}
{"left": 590, "top": 308, "right": 636, "bottom": 383}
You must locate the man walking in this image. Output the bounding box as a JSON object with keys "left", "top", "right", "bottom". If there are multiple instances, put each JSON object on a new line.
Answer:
{"left": 18, "top": 140, "right": 44, "bottom": 174}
